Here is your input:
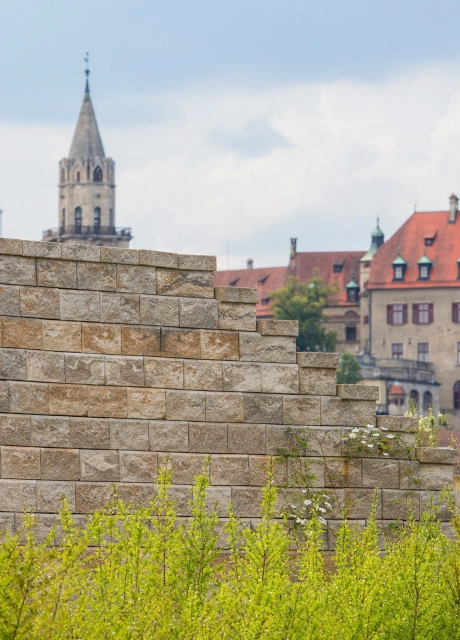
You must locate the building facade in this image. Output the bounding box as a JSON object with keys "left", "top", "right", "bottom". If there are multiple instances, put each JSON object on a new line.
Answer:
{"left": 42, "top": 70, "right": 132, "bottom": 247}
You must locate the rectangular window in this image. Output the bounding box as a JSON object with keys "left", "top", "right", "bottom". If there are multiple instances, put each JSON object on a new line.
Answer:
{"left": 413, "top": 302, "right": 433, "bottom": 324}
{"left": 417, "top": 342, "right": 429, "bottom": 362}
{"left": 394, "top": 266, "right": 403, "bottom": 280}
{"left": 453, "top": 303, "right": 460, "bottom": 323}
{"left": 457, "top": 342, "right": 460, "bottom": 365}
{"left": 387, "top": 304, "right": 407, "bottom": 325}
{"left": 362, "top": 315, "right": 369, "bottom": 324}
{"left": 346, "top": 326, "right": 357, "bottom": 341}
{"left": 392, "top": 343, "right": 403, "bottom": 359}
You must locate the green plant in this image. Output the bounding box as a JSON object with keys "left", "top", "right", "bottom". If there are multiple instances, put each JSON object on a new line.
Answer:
{"left": 416, "top": 407, "right": 451, "bottom": 447}
{"left": 336, "top": 352, "right": 363, "bottom": 384}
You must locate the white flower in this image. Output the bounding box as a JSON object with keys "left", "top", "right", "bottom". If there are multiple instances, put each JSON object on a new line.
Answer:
{"left": 324, "top": 502, "right": 332, "bottom": 509}
{"left": 304, "top": 499, "right": 312, "bottom": 506}
{"left": 381, "top": 427, "right": 388, "bottom": 431}
{"left": 386, "top": 434, "right": 395, "bottom": 439}
{"left": 322, "top": 494, "right": 329, "bottom": 498}
{"left": 372, "top": 432, "right": 379, "bottom": 437}
{"left": 318, "top": 507, "right": 326, "bottom": 513}
{"left": 361, "top": 441, "right": 366, "bottom": 444}
{"left": 318, "top": 516, "right": 327, "bottom": 525}
{"left": 383, "top": 452, "right": 389, "bottom": 456}
{"left": 301, "top": 489, "right": 307, "bottom": 494}
{"left": 367, "top": 444, "right": 374, "bottom": 448}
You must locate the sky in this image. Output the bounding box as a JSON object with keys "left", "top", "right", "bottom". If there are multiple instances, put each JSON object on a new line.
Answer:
{"left": 2, "top": 1, "right": 460, "bottom": 269}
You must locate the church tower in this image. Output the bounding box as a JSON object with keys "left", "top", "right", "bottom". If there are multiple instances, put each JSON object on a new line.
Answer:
{"left": 43, "top": 61, "right": 132, "bottom": 247}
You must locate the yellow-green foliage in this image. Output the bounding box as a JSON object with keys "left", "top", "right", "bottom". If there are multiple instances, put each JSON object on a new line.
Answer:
{"left": 0, "top": 468, "right": 459, "bottom": 639}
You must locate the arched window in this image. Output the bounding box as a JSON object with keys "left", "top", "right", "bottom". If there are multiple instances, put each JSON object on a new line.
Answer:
{"left": 94, "top": 207, "right": 101, "bottom": 228}
{"left": 423, "top": 391, "right": 432, "bottom": 413}
{"left": 93, "top": 166, "right": 103, "bottom": 182}
{"left": 62, "top": 208, "right": 66, "bottom": 227}
{"left": 60, "top": 168, "right": 65, "bottom": 183}
{"left": 76, "top": 171, "right": 80, "bottom": 183}
{"left": 454, "top": 382, "right": 460, "bottom": 409}
{"left": 410, "top": 389, "right": 419, "bottom": 410}
{"left": 74, "top": 207, "right": 82, "bottom": 229}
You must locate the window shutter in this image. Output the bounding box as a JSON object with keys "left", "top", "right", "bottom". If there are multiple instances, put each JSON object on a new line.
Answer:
{"left": 428, "top": 303, "right": 434, "bottom": 323}
{"left": 387, "top": 305, "right": 393, "bottom": 325}
{"left": 453, "top": 303, "right": 459, "bottom": 323}
{"left": 403, "top": 304, "right": 408, "bottom": 324}
{"left": 412, "top": 304, "right": 419, "bottom": 325}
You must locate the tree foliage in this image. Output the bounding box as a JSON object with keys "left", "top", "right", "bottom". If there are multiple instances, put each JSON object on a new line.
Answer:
{"left": 336, "top": 352, "right": 363, "bottom": 384}
{"left": 270, "top": 274, "right": 338, "bottom": 352}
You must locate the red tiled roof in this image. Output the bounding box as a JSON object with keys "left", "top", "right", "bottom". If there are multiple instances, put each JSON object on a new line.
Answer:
{"left": 214, "top": 266, "right": 288, "bottom": 317}
{"left": 369, "top": 211, "right": 460, "bottom": 289}
{"left": 287, "top": 251, "right": 365, "bottom": 306}
{"left": 388, "top": 384, "right": 406, "bottom": 395}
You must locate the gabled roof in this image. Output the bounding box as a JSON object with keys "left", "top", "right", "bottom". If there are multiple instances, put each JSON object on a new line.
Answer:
{"left": 214, "top": 266, "right": 288, "bottom": 316}
{"left": 69, "top": 81, "right": 105, "bottom": 160}
{"left": 368, "top": 210, "right": 460, "bottom": 289}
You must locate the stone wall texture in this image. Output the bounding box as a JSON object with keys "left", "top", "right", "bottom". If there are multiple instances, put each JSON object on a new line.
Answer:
{"left": 0, "top": 239, "right": 455, "bottom": 548}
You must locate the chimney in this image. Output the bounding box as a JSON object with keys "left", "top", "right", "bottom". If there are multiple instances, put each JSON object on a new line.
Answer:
{"left": 449, "top": 194, "right": 458, "bottom": 223}
{"left": 290, "top": 238, "right": 297, "bottom": 260}
{"left": 247, "top": 258, "right": 253, "bottom": 269}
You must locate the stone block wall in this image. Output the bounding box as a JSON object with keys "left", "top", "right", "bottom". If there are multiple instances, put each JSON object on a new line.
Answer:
{"left": 0, "top": 238, "right": 455, "bottom": 548}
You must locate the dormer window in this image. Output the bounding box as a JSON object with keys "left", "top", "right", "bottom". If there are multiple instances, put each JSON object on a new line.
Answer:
{"left": 257, "top": 275, "right": 268, "bottom": 285}
{"left": 394, "top": 266, "right": 403, "bottom": 280}
{"left": 424, "top": 237, "right": 434, "bottom": 246}
{"left": 417, "top": 251, "right": 433, "bottom": 280}
{"left": 345, "top": 271, "right": 359, "bottom": 303}
{"left": 261, "top": 297, "right": 269, "bottom": 306}
{"left": 392, "top": 247, "right": 408, "bottom": 281}
{"left": 229, "top": 278, "right": 239, "bottom": 287}
{"left": 333, "top": 263, "right": 343, "bottom": 273}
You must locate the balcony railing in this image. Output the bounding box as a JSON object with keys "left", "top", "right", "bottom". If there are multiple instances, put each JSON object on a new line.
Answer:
{"left": 42, "top": 226, "right": 132, "bottom": 240}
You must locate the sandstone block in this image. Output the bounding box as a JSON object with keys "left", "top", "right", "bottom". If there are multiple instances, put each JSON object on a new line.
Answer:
{"left": 140, "top": 295, "right": 179, "bottom": 327}
{"left": 0, "top": 348, "right": 26, "bottom": 380}
{"left": 0, "top": 255, "right": 36, "bottom": 286}
{"left": 178, "top": 254, "right": 216, "bottom": 271}
{"left": 0, "top": 480, "right": 36, "bottom": 511}
{"left": 49, "top": 384, "right": 88, "bottom": 416}
{"left": 382, "top": 489, "right": 420, "bottom": 520}
{"left": 27, "top": 351, "right": 65, "bottom": 383}
{"left": 324, "top": 459, "right": 362, "bottom": 488}
{"left": 211, "top": 455, "right": 249, "bottom": 485}
{"left": 0, "top": 286, "right": 20, "bottom": 316}
{"left": 121, "top": 326, "right": 161, "bottom": 356}
{"left": 283, "top": 395, "right": 321, "bottom": 425}
{"left": 77, "top": 262, "right": 117, "bottom": 291}
{"left": 21, "top": 286, "right": 60, "bottom": 319}
{"left": 297, "top": 352, "right": 339, "bottom": 369}
{"left": 201, "top": 330, "right": 239, "bottom": 360}
{"left": 299, "top": 367, "right": 336, "bottom": 396}
{"left": 214, "top": 286, "right": 259, "bottom": 304}
{"left": 105, "top": 356, "right": 144, "bottom": 387}
{"left": 304, "top": 427, "right": 343, "bottom": 457}
{"left": 0, "top": 383, "right": 9, "bottom": 412}
{"left": 139, "top": 249, "right": 179, "bottom": 269}
{"left": 288, "top": 457, "right": 326, "bottom": 488}
{"left": 156, "top": 269, "right": 214, "bottom": 298}
{"left": 37, "top": 259, "right": 77, "bottom": 289}
{"left": 421, "top": 490, "right": 451, "bottom": 521}
{"left": 1, "top": 446, "right": 41, "bottom": 479}
{"left": 41, "top": 448, "right": 80, "bottom": 480}
{"left": 161, "top": 328, "right": 201, "bottom": 359}
{"left": 261, "top": 364, "right": 299, "bottom": 394}
{"left": 362, "top": 458, "right": 400, "bottom": 489}
{"left": 376, "top": 415, "right": 418, "bottom": 432}
{"left": 119, "top": 452, "right": 157, "bottom": 482}
{"left": 60, "top": 290, "right": 100, "bottom": 322}
{"left": 10, "top": 381, "right": 48, "bottom": 414}
{"left": 206, "top": 392, "right": 244, "bottom": 422}
{"left": 110, "top": 419, "right": 149, "bottom": 451}
{"left": 240, "top": 333, "right": 296, "bottom": 363}
{"left": 336, "top": 384, "right": 379, "bottom": 401}
{"left": 88, "top": 386, "right": 127, "bottom": 418}
{"left": 159, "top": 453, "right": 208, "bottom": 484}
{"left": 127, "top": 388, "right": 166, "bottom": 420}
{"left": 222, "top": 362, "right": 261, "bottom": 392}
{"left": 228, "top": 423, "right": 266, "bottom": 454}
{"left": 81, "top": 450, "right": 120, "bottom": 482}
{"left": 231, "top": 487, "right": 263, "bottom": 517}
{"left": 31, "top": 416, "right": 70, "bottom": 447}
{"left": 82, "top": 323, "right": 121, "bottom": 354}
{"left": 145, "top": 357, "right": 183, "bottom": 388}
{"left": 117, "top": 265, "right": 156, "bottom": 294}
{"left": 149, "top": 420, "right": 188, "bottom": 452}
{"left": 218, "top": 302, "right": 256, "bottom": 331}
{"left": 43, "top": 321, "right": 81, "bottom": 352}
{"left": 75, "top": 483, "right": 114, "bottom": 513}
{"left": 400, "top": 460, "right": 453, "bottom": 491}
{"left": 101, "top": 293, "right": 140, "bottom": 324}
{"left": 65, "top": 354, "right": 105, "bottom": 385}
{"left": 37, "top": 481, "right": 76, "bottom": 512}
{"left": 3, "top": 318, "right": 43, "bottom": 349}
{"left": 70, "top": 417, "right": 110, "bottom": 450}
{"left": 0, "top": 514, "right": 15, "bottom": 537}
{"left": 166, "top": 486, "right": 192, "bottom": 516}
{"left": 166, "top": 390, "right": 205, "bottom": 421}
{"left": 116, "top": 483, "right": 156, "bottom": 507}
{"left": 100, "top": 247, "right": 139, "bottom": 265}
{"left": 189, "top": 422, "right": 227, "bottom": 453}
{"left": 205, "top": 486, "right": 232, "bottom": 517}
{"left": 344, "top": 488, "right": 382, "bottom": 519}
{"left": 184, "top": 360, "right": 222, "bottom": 391}
{"left": 244, "top": 393, "right": 283, "bottom": 424}
{"left": 61, "top": 244, "right": 101, "bottom": 262}
{"left": 179, "top": 298, "right": 218, "bottom": 329}
{"left": 0, "top": 414, "right": 31, "bottom": 446}
{"left": 320, "top": 397, "right": 376, "bottom": 427}
{"left": 0, "top": 238, "right": 22, "bottom": 255}
{"left": 248, "top": 455, "right": 288, "bottom": 486}
{"left": 257, "top": 319, "right": 299, "bottom": 336}
{"left": 23, "top": 240, "right": 60, "bottom": 258}
{"left": 416, "top": 447, "right": 457, "bottom": 464}
{"left": 266, "top": 425, "right": 296, "bottom": 455}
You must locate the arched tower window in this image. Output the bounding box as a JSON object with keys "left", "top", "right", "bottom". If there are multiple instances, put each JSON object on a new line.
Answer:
{"left": 410, "top": 389, "right": 419, "bottom": 409}
{"left": 93, "top": 167, "right": 103, "bottom": 182}
{"left": 76, "top": 171, "right": 80, "bottom": 183}
{"left": 60, "top": 168, "right": 65, "bottom": 183}
{"left": 75, "top": 207, "right": 82, "bottom": 229}
{"left": 94, "top": 207, "right": 101, "bottom": 228}
{"left": 423, "top": 391, "right": 432, "bottom": 413}
{"left": 454, "top": 382, "right": 460, "bottom": 409}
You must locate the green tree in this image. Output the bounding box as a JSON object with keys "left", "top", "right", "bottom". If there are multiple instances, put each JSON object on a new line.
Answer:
{"left": 336, "top": 352, "right": 363, "bottom": 384}
{"left": 270, "top": 274, "right": 338, "bottom": 352}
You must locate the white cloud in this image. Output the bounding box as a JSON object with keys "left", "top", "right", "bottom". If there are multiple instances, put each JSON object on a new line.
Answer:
{"left": 2, "top": 63, "right": 460, "bottom": 270}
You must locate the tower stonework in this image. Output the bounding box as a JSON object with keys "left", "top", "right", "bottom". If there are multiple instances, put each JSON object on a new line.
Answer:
{"left": 43, "top": 72, "right": 132, "bottom": 248}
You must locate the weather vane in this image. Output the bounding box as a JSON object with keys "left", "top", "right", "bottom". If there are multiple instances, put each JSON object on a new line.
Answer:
{"left": 84, "top": 52, "right": 90, "bottom": 78}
